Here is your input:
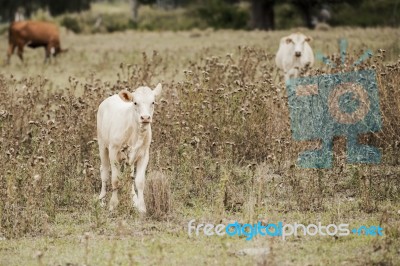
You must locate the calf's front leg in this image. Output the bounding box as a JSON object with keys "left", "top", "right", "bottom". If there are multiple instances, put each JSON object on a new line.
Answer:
{"left": 133, "top": 152, "right": 149, "bottom": 213}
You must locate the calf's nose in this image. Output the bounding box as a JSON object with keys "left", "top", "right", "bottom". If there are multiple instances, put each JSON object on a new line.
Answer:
{"left": 140, "top": 115, "right": 151, "bottom": 122}
{"left": 295, "top": 51, "right": 302, "bottom": 57}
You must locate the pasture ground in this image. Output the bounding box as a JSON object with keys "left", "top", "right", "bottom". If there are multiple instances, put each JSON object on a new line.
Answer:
{"left": 0, "top": 28, "right": 399, "bottom": 265}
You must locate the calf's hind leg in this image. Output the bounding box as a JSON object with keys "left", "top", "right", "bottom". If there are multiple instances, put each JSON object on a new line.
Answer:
{"left": 98, "top": 143, "right": 110, "bottom": 206}
{"left": 109, "top": 146, "right": 121, "bottom": 211}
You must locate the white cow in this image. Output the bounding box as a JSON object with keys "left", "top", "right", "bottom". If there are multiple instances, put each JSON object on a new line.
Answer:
{"left": 275, "top": 32, "right": 314, "bottom": 82}
{"left": 97, "top": 84, "right": 162, "bottom": 213}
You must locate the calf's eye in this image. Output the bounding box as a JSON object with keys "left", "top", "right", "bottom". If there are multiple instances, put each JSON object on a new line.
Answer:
{"left": 134, "top": 102, "right": 137, "bottom": 105}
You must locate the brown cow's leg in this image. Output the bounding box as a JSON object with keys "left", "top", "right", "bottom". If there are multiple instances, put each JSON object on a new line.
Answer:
{"left": 17, "top": 45, "right": 24, "bottom": 62}
{"left": 44, "top": 47, "right": 50, "bottom": 63}
{"left": 46, "top": 42, "right": 59, "bottom": 63}
{"left": 6, "top": 43, "right": 15, "bottom": 64}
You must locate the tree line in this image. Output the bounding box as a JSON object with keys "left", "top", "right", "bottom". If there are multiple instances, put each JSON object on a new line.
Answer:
{"left": 0, "top": 0, "right": 398, "bottom": 29}
{"left": 0, "top": 0, "right": 91, "bottom": 21}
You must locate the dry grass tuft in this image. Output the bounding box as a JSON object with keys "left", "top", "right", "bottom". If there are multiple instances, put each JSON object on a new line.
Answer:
{"left": 144, "top": 170, "right": 172, "bottom": 220}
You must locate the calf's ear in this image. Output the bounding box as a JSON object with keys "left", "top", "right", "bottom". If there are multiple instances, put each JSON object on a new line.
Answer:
{"left": 153, "top": 83, "right": 162, "bottom": 100}
{"left": 119, "top": 89, "right": 134, "bottom": 102}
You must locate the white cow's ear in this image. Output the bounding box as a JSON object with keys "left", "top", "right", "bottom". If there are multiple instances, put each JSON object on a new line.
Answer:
{"left": 153, "top": 83, "right": 162, "bottom": 100}
{"left": 285, "top": 38, "right": 292, "bottom": 44}
{"left": 305, "top": 36, "right": 312, "bottom": 42}
{"left": 119, "top": 89, "right": 134, "bottom": 102}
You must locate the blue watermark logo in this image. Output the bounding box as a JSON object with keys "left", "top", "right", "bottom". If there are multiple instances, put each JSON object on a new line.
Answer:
{"left": 351, "top": 225, "right": 384, "bottom": 236}
{"left": 187, "top": 219, "right": 384, "bottom": 241}
{"left": 286, "top": 39, "right": 382, "bottom": 168}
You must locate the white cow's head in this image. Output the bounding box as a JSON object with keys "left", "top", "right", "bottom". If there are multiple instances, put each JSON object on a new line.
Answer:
{"left": 119, "top": 83, "right": 162, "bottom": 124}
{"left": 285, "top": 33, "right": 312, "bottom": 58}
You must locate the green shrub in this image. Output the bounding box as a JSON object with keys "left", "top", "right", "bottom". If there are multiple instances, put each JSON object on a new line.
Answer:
{"left": 0, "top": 23, "right": 8, "bottom": 36}
{"left": 59, "top": 11, "right": 133, "bottom": 34}
{"left": 192, "top": 0, "right": 249, "bottom": 30}
{"left": 30, "top": 8, "right": 54, "bottom": 22}
{"left": 102, "top": 13, "right": 131, "bottom": 32}
{"left": 330, "top": 0, "right": 400, "bottom": 27}
{"left": 60, "top": 15, "right": 83, "bottom": 33}
{"left": 55, "top": 2, "right": 250, "bottom": 33}
{"left": 137, "top": 6, "right": 205, "bottom": 31}
{"left": 274, "top": 3, "right": 303, "bottom": 29}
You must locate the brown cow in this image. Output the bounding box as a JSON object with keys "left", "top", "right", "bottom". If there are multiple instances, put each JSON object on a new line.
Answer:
{"left": 7, "top": 21, "right": 67, "bottom": 64}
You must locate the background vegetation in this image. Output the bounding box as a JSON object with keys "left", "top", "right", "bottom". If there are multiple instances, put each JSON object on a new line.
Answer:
{"left": 0, "top": 0, "right": 399, "bottom": 32}
{"left": 0, "top": 26, "right": 399, "bottom": 264}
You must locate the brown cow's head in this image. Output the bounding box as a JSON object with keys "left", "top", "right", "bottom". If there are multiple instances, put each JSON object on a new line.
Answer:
{"left": 53, "top": 47, "right": 68, "bottom": 56}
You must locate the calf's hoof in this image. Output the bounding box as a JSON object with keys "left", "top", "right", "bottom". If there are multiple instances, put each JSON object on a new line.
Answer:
{"left": 98, "top": 192, "right": 107, "bottom": 207}
{"left": 99, "top": 198, "right": 106, "bottom": 207}
{"left": 137, "top": 205, "right": 147, "bottom": 214}
{"left": 132, "top": 197, "right": 147, "bottom": 213}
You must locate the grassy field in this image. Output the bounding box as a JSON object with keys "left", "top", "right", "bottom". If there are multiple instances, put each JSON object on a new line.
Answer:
{"left": 0, "top": 27, "right": 399, "bottom": 265}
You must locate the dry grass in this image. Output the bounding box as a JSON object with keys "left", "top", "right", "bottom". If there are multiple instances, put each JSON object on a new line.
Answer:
{"left": 0, "top": 28, "right": 399, "bottom": 265}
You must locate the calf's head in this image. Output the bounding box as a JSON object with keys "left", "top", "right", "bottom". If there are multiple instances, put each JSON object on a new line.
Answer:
{"left": 285, "top": 33, "right": 312, "bottom": 58}
{"left": 119, "top": 83, "right": 162, "bottom": 124}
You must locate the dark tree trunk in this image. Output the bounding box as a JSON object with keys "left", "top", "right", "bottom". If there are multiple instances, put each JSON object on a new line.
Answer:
{"left": 296, "top": 2, "right": 314, "bottom": 28}
{"left": 251, "top": 0, "right": 275, "bottom": 30}
{"left": 291, "top": 0, "right": 318, "bottom": 29}
{"left": 131, "top": 0, "right": 139, "bottom": 22}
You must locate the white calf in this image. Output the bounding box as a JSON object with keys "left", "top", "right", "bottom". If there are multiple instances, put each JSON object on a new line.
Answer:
{"left": 97, "top": 84, "right": 162, "bottom": 213}
{"left": 275, "top": 32, "right": 314, "bottom": 81}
